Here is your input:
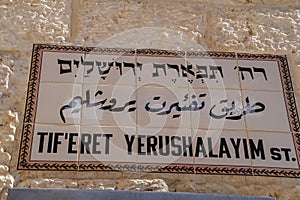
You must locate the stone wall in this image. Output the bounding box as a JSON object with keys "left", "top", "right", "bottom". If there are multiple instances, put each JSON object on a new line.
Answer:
{"left": 0, "top": 0, "right": 299, "bottom": 199}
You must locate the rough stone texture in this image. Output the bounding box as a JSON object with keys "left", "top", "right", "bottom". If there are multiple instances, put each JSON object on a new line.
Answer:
{"left": 76, "top": 0, "right": 208, "bottom": 50}
{"left": 214, "top": 8, "right": 300, "bottom": 54}
{"left": 180, "top": 0, "right": 300, "bottom": 8}
{"left": 17, "top": 178, "right": 168, "bottom": 192}
{"left": 115, "top": 179, "right": 168, "bottom": 191}
{"left": 0, "top": 111, "right": 17, "bottom": 200}
{"left": 0, "top": 0, "right": 70, "bottom": 51}
{"left": 0, "top": 52, "right": 28, "bottom": 113}
{"left": 17, "top": 178, "right": 78, "bottom": 189}
{"left": 0, "top": 0, "right": 300, "bottom": 200}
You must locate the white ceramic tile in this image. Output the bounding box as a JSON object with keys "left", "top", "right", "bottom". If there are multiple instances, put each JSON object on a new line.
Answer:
{"left": 249, "top": 131, "right": 299, "bottom": 169}
{"left": 242, "top": 90, "right": 290, "bottom": 132}
{"left": 35, "top": 83, "right": 82, "bottom": 125}
{"left": 83, "top": 53, "right": 136, "bottom": 86}
{"left": 136, "top": 86, "right": 191, "bottom": 128}
{"left": 192, "top": 129, "right": 251, "bottom": 166}
{"left": 191, "top": 89, "right": 246, "bottom": 130}
{"left": 237, "top": 59, "right": 283, "bottom": 91}
{"left": 135, "top": 127, "right": 193, "bottom": 166}
{"left": 80, "top": 85, "right": 137, "bottom": 126}
{"left": 185, "top": 58, "right": 240, "bottom": 90}
{"left": 30, "top": 124, "right": 80, "bottom": 162}
{"left": 136, "top": 55, "right": 188, "bottom": 88}
{"left": 40, "top": 52, "right": 84, "bottom": 84}
{"left": 79, "top": 126, "right": 137, "bottom": 164}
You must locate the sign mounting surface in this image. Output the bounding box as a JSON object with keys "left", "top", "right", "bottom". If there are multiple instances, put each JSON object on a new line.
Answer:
{"left": 18, "top": 44, "right": 300, "bottom": 177}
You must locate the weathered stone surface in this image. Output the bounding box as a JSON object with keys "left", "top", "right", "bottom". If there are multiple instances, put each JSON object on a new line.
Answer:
{"left": 80, "top": 0, "right": 300, "bottom": 9}
{"left": 0, "top": 111, "right": 18, "bottom": 149}
{"left": 116, "top": 179, "right": 168, "bottom": 191}
{"left": 187, "top": 0, "right": 300, "bottom": 8}
{"left": 213, "top": 8, "right": 300, "bottom": 53}
{"left": 0, "top": 111, "right": 16, "bottom": 199}
{"left": 77, "top": 0, "right": 207, "bottom": 50}
{"left": 77, "top": 179, "right": 115, "bottom": 190}
{"left": 0, "top": 110, "right": 17, "bottom": 200}
{"left": 0, "top": 0, "right": 70, "bottom": 51}
{"left": 17, "top": 178, "right": 168, "bottom": 192}
{"left": 17, "top": 178, "right": 78, "bottom": 189}
{"left": 0, "top": 175, "right": 14, "bottom": 200}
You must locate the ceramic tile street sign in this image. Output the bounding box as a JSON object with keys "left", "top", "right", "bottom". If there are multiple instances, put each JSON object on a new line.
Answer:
{"left": 18, "top": 44, "right": 300, "bottom": 177}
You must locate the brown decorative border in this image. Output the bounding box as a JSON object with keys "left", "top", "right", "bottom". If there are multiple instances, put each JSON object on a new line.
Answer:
{"left": 186, "top": 51, "right": 236, "bottom": 59}
{"left": 78, "top": 162, "right": 195, "bottom": 174}
{"left": 18, "top": 45, "right": 300, "bottom": 177}
{"left": 136, "top": 49, "right": 185, "bottom": 57}
{"left": 252, "top": 168, "right": 300, "bottom": 177}
{"left": 195, "top": 166, "right": 253, "bottom": 176}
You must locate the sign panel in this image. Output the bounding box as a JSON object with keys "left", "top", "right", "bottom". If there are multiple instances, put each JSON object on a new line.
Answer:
{"left": 18, "top": 44, "right": 300, "bottom": 177}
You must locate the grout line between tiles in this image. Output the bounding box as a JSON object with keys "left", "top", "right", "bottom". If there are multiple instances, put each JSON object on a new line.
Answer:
{"left": 235, "top": 52, "right": 255, "bottom": 176}
{"left": 185, "top": 50, "right": 196, "bottom": 174}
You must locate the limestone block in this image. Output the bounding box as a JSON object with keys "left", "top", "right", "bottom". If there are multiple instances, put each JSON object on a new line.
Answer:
{"left": 0, "top": 54, "right": 14, "bottom": 92}
{"left": 17, "top": 178, "right": 168, "bottom": 192}
{"left": 0, "top": 111, "right": 18, "bottom": 166}
{"left": 77, "top": 179, "right": 116, "bottom": 190}
{"left": 0, "top": 174, "right": 14, "bottom": 199}
{"left": 83, "top": 0, "right": 300, "bottom": 9}
{"left": 77, "top": 0, "right": 207, "bottom": 50}
{"left": 164, "top": 175, "right": 208, "bottom": 192}
{"left": 116, "top": 179, "right": 168, "bottom": 191}
{"left": 213, "top": 8, "right": 299, "bottom": 53}
{"left": 0, "top": 0, "right": 70, "bottom": 51}
{"left": 0, "top": 149, "right": 11, "bottom": 169}
{"left": 0, "top": 111, "right": 18, "bottom": 141}
{"left": 17, "top": 178, "right": 78, "bottom": 189}
{"left": 0, "top": 51, "right": 29, "bottom": 114}
{"left": 0, "top": 53, "right": 14, "bottom": 112}
{"left": 0, "top": 64, "right": 12, "bottom": 92}
{"left": 183, "top": 0, "right": 300, "bottom": 8}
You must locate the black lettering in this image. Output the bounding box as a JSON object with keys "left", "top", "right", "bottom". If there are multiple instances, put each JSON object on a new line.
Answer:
{"left": 159, "top": 135, "right": 170, "bottom": 156}
{"left": 58, "top": 59, "right": 72, "bottom": 74}
{"left": 270, "top": 147, "right": 281, "bottom": 160}
{"left": 250, "top": 139, "right": 265, "bottom": 160}
{"left": 138, "top": 135, "right": 146, "bottom": 155}
{"left": 230, "top": 138, "right": 240, "bottom": 158}
{"left": 182, "top": 136, "right": 193, "bottom": 157}
{"left": 219, "top": 138, "right": 231, "bottom": 158}
{"left": 81, "top": 133, "right": 91, "bottom": 154}
{"left": 104, "top": 134, "right": 113, "bottom": 154}
{"left": 243, "top": 138, "right": 249, "bottom": 159}
{"left": 124, "top": 134, "right": 135, "bottom": 155}
{"left": 171, "top": 136, "right": 182, "bottom": 156}
{"left": 208, "top": 137, "right": 218, "bottom": 158}
{"left": 47, "top": 132, "right": 53, "bottom": 153}
{"left": 195, "top": 137, "right": 207, "bottom": 157}
{"left": 281, "top": 148, "right": 291, "bottom": 161}
{"left": 37, "top": 132, "right": 48, "bottom": 153}
{"left": 92, "top": 134, "right": 102, "bottom": 154}
{"left": 53, "top": 132, "right": 64, "bottom": 153}
{"left": 147, "top": 136, "right": 157, "bottom": 155}
{"left": 68, "top": 133, "right": 78, "bottom": 154}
